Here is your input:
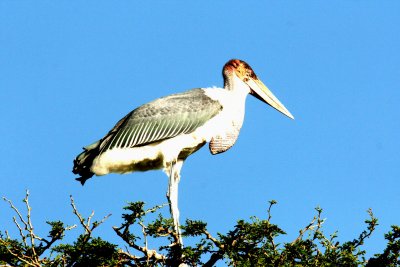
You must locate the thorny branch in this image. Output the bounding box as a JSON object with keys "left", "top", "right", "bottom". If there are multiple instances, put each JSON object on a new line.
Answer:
{"left": 1, "top": 193, "right": 395, "bottom": 267}
{"left": 24, "top": 191, "right": 39, "bottom": 263}
{"left": 352, "top": 208, "right": 378, "bottom": 249}
{"left": 3, "top": 196, "right": 29, "bottom": 247}
{"left": 203, "top": 229, "right": 223, "bottom": 250}
{"left": 2, "top": 191, "right": 41, "bottom": 266}
{"left": 69, "top": 195, "right": 111, "bottom": 243}
{"left": 70, "top": 195, "right": 92, "bottom": 235}
{"left": 113, "top": 226, "right": 166, "bottom": 262}
{"left": 112, "top": 203, "right": 168, "bottom": 263}
{"left": 292, "top": 215, "right": 318, "bottom": 245}
{"left": 267, "top": 200, "right": 278, "bottom": 253}
{"left": 1, "top": 191, "right": 76, "bottom": 267}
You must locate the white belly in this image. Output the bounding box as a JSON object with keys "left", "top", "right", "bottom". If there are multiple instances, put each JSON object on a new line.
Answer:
{"left": 91, "top": 132, "right": 207, "bottom": 176}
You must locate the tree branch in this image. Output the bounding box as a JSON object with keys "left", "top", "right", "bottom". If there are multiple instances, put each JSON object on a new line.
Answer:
{"left": 113, "top": 226, "right": 166, "bottom": 262}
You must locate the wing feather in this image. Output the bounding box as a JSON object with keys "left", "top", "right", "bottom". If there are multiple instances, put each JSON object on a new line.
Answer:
{"left": 181, "top": 119, "right": 191, "bottom": 133}
{"left": 118, "top": 128, "right": 130, "bottom": 148}
{"left": 137, "top": 122, "right": 151, "bottom": 145}
{"left": 131, "top": 124, "right": 141, "bottom": 146}
{"left": 151, "top": 120, "right": 164, "bottom": 142}
{"left": 100, "top": 88, "right": 222, "bottom": 152}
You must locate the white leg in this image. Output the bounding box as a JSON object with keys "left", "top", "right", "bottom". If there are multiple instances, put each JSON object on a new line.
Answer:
{"left": 166, "top": 160, "right": 183, "bottom": 245}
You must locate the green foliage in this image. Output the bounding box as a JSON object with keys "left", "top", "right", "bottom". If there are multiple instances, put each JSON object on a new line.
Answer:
{"left": 53, "top": 236, "right": 119, "bottom": 266}
{"left": 367, "top": 225, "right": 400, "bottom": 267}
{"left": 0, "top": 234, "right": 23, "bottom": 266}
{"left": 1, "top": 192, "right": 399, "bottom": 267}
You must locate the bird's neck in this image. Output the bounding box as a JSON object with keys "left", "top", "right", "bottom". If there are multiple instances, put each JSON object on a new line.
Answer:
{"left": 224, "top": 75, "right": 251, "bottom": 96}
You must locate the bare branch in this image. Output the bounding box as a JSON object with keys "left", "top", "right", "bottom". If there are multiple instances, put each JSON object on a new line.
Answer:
{"left": 267, "top": 200, "right": 277, "bottom": 222}
{"left": 92, "top": 213, "right": 112, "bottom": 231}
{"left": 2, "top": 191, "right": 42, "bottom": 266}
{"left": 113, "top": 226, "right": 166, "bottom": 262}
{"left": 67, "top": 224, "right": 77, "bottom": 231}
{"left": 69, "top": 195, "right": 91, "bottom": 234}
{"left": 352, "top": 208, "right": 378, "bottom": 249}
{"left": 12, "top": 216, "right": 28, "bottom": 247}
{"left": 292, "top": 216, "right": 318, "bottom": 245}
{"left": 203, "top": 229, "right": 223, "bottom": 250}
{"left": 5, "top": 230, "right": 11, "bottom": 239}
{"left": 23, "top": 190, "right": 40, "bottom": 265}
{"left": 86, "top": 210, "right": 95, "bottom": 229}
{"left": 138, "top": 221, "right": 148, "bottom": 249}
{"left": 118, "top": 249, "right": 141, "bottom": 260}
{"left": 147, "top": 203, "right": 168, "bottom": 213}
{"left": 2, "top": 196, "right": 28, "bottom": 228}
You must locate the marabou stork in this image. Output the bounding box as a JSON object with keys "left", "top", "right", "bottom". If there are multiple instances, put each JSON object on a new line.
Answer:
{"left": 73, "top": 59, "right": 294, "bottom": 244}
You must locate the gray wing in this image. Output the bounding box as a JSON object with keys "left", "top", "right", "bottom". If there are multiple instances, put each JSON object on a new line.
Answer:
{"left": 100, "top": 89, "right": 222, "bottom": 152}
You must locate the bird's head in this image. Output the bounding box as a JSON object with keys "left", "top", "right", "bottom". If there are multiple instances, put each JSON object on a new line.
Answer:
{"left": 223, "top": 59, "right": 294, "bottom": 119}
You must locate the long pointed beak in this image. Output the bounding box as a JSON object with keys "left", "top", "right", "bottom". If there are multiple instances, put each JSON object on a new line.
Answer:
{"left": 246, "top": 78, "right": 294, "bottom": 120}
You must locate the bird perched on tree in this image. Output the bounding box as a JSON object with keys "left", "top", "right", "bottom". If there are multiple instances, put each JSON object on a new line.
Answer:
{"left": 73, "top": 59, "right": 294, "bottom": 244}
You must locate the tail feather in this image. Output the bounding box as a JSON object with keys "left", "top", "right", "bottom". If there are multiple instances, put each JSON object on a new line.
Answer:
{"left": 73, "top": 140, "right": 101, "bottom": 185}
{"left": 75, "top": 176, "right": 90, "bottom": 186}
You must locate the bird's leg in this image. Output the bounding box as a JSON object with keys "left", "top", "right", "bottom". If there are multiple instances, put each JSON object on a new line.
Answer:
{"left": 167, "top": 159, "right": 183, "bottom": 245}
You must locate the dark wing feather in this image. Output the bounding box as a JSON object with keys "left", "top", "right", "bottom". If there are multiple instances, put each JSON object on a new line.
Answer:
{"left": 100, "top": 89, "right": 222, "bottom": 152}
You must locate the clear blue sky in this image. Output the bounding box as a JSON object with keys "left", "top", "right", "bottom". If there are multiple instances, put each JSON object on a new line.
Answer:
{"left": 1, "top": 1, "right": 399, "bottom": 261}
